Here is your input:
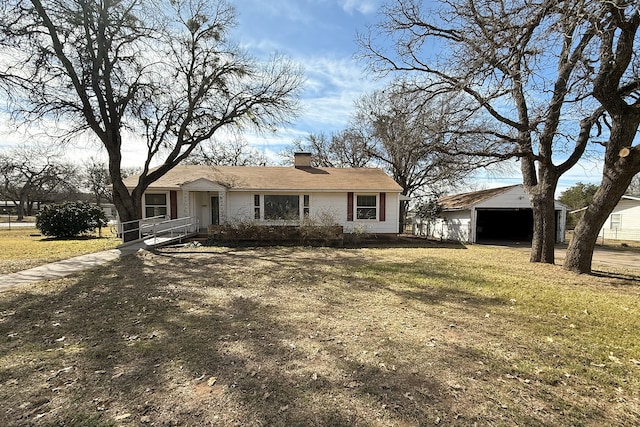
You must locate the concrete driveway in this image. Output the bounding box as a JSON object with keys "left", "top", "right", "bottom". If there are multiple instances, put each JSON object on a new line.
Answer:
{"left": 481, "top": 241, "right": 640, "bottom": 273}
{"left": 556, "top": 247, "right": 640, "bottom": 272}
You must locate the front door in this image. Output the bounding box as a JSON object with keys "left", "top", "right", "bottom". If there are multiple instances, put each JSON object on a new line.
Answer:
{"left": 211, "top": 196, "right": 220, "bottom": 225}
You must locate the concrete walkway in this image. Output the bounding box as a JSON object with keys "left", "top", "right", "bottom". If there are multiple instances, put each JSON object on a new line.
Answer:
{"left": 0, "top": 241, "right": 149, "bottom": 293}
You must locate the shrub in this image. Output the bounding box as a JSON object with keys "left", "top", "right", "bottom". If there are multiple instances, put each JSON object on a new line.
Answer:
{"left": 36, "top": 202, "right": 108, "bottom": 238}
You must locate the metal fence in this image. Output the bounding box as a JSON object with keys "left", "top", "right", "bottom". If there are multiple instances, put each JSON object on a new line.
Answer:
{"left": 116, "top": 216, "right": 199, "bottom": 244}
{"left": 598, "top": 228, "right": 640, "bottom": 244}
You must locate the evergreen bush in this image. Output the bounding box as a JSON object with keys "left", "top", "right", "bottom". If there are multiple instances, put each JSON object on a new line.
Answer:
{"left": 36, "top": 202, "right": 108, "bottom": 238}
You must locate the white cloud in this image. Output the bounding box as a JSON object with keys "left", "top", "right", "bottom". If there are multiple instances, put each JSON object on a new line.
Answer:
{"left": 339, "top": 0, "right": 379, "bottom": 14}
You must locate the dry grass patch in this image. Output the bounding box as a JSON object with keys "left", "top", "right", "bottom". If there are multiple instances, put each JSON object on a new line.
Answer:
{"left": 0, "top": 244, "right": 638, "bottom": 426}
{"left": 0, "top": 227, "right": 120, "bottom": 274}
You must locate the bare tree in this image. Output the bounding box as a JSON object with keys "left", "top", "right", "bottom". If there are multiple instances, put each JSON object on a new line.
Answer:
{"left": 287, "top": 130, "right": 374, "bottom": 168}
{"left": 0, "top": 0, "right": 302, "bottom": 239}
{"left": 564, "top": 2, "right": 640, "bottom": 273}
{"left": 0, "top": 146, "right": 78, "bottom": 220}
{"left": 187, "top": 138, "right": 268, "bottom": 166}
{"left": 627, "top": 174, "right": 640, "bottom": 196}
{"left": 354, "top": 85, "right": 491, "bottom": 231}
{"left": 83, "top": 158, "right": 113, "bottom": 206}
{"left": 360, "top": 0, "right": 603, "bottom": 264}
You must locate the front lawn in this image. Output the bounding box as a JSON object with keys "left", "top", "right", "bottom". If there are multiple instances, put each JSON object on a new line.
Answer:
{"left": 0, "top": 245, "right": 638, "bottom": 426}
{"left": 0, "top": 227, "right": 120, "bottom": 274}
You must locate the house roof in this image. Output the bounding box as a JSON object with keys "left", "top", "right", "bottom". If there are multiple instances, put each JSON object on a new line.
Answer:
{"left": 439, "top": 185, "right": 520, "bottom": 210}
{"left": 124, "top": 164, "right": 403, "bottom": 192}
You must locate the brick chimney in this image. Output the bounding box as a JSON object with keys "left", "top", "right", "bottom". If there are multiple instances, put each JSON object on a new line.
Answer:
{"left": 294, "top": 152, "right": 312, "bottom": 168}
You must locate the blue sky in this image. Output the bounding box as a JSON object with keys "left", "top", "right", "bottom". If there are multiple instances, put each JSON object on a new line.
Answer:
{"left": 229, "top": 0, "right": 386, "bottom": 156}
{"left": 0, "top": 0, "right": 604, "bottom": 196}
{"left": 228, "top": 0, "right": 603, "bottom": 195}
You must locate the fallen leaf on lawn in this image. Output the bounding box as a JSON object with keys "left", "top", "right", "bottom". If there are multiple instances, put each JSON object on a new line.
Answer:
{"left": 608, "top": 354, "right": 622, "bottom": 365}
{"left": 114, "top": 413, "right": 132, "bottom": 421}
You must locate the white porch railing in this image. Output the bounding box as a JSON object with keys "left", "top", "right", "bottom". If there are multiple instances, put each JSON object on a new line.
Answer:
{"left": 116, "top": 216, "right": 199, "bottom": 245}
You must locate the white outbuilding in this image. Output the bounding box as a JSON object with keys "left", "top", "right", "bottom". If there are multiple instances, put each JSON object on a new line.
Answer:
{"left": 423, "top": 185, "right": 567, "bottom": 243}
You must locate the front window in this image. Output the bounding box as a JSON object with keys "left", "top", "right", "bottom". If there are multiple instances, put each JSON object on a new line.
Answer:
{"left": 303, "top": 194, "right": 310, "bottom": 217}
{"left": 356, "top": 195, "right": 377, "bottom": 220}
{"left": 145, "top": 193, "right": 167, "bottom": 218}
{"left": 264, "top": 195, "right": 300, "bottom": 220}
{"left": 254, "top": 194, "right": 261, "bottom": 220}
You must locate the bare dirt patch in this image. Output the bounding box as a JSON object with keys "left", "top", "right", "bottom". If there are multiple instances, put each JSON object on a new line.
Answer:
{"left": 0, "top": 245, "right": 638, "bottom": 426}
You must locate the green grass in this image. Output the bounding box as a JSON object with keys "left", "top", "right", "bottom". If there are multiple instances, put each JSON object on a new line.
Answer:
{"left": 0, "top": 244, "right": 638, "bottom": 426}
{"left": 0, "top": 227, "right": 120, "bottom": 274}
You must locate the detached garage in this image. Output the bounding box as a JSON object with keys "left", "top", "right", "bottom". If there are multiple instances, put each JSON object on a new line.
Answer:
{"left": 427, "top": 185, "right": 567, "bottom": 244}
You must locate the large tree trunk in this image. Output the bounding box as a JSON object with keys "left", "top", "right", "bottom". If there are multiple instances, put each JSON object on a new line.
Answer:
{"left": 565, "top": 6, "right": 640, "bottom": 274}
{"left": 564, "top": 174, "right": 635, "bottom": 274}
{"left": 107, "top": 146, "right": 145, "bottom": 243}
{"left": 564, "top": 148, "right": 640, "bottom": 274}
{"left": 527, "top": 176, "right": 558, "bottom": 264}
{"left": 15, "top": 199, "right": 26, "bottom": 221}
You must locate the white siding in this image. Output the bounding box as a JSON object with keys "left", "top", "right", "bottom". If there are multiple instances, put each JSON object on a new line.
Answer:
{"left": 423, "top": 186, "right": 568, "bottom": 243}
{"left": 475, "top": 187, "right": 532, "bottom": 209}
{"left": 346, "top": 192, "right": 400, "bottom": 234}
{"left": 187, "top": 190, "right": 401, "bottom": 234}
{"left": 226, "top": 192, "right": 254, "bottom": 222}
{"left": 599, "top": 198, "right": 640, "bottom": 241}
{"left": 429, "top": 210, "right": 472, "bottom": 242}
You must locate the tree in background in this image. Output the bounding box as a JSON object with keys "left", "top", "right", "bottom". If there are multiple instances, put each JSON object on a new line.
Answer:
{"left": 83, "top": 159, "right": 140, "bottom": 207}
{"left": 0, "top": 146, "right": 78, "bottom": 220}
{"left": 360, "top": 0, "right": 608, "bottom": 265}
{"left": 288, "top": 130, "right": 374, "bottom": 168}
{"left": 0, "top": 0, "right": 302, "bottom": 240}
{"left": 413, "top": 195, "right": 442, "bottom": 236}
{"left": 187, "top": 138, "right": 268, "bottom": 166}
{"left": 559, "top": 183, "right": 599, "bottom": 229}
{"left": 355, "top": 85, "right": 489, "bottom": 231}
{"left": 84, "top": 159, "right": 113, "bottom": 207}
{"left": 290, "top": 82, "right": 497, "bottom": 231}
{"left": 628, "top": 174, "right": 640, "bottom": 196}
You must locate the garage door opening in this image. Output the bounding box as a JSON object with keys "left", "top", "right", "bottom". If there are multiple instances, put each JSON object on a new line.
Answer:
{"left": 476, "top": 209, "right": 533, "bottom": 242}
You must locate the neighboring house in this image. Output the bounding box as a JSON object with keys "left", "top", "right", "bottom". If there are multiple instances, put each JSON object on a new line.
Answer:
{"left": 122, "top": 153, "right": 403, "bottom": 234}
{"left": 599, "top": 195, "right": 640, "bottom": 241}
{"left": 420, "top": 185, "right": 567, "bottom": 243}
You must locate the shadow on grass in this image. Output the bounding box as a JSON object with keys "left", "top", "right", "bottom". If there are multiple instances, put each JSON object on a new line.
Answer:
{"left": 0, "top": 246, "right": 633, "bottom": 426}
{"left": 590, "top": 269, "right": 640, "bottom": 283}
{"left": 40, "top": 235, "right": 111, "bottom": 242}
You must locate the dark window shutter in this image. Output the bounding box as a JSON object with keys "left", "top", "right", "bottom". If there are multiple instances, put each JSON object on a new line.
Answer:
{"left": 347, "top": 192, "right": 354, "bottom": 221}
{"left": 379, "top": 192, "right": 386, "bottom": 222}
{"left": 170, "top": 191, "right": 178, "bottom": 219}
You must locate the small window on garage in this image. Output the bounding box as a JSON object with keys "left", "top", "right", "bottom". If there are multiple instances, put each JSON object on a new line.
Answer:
{"left": 145, "top": 193, "right": 167, "bottom": 218}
